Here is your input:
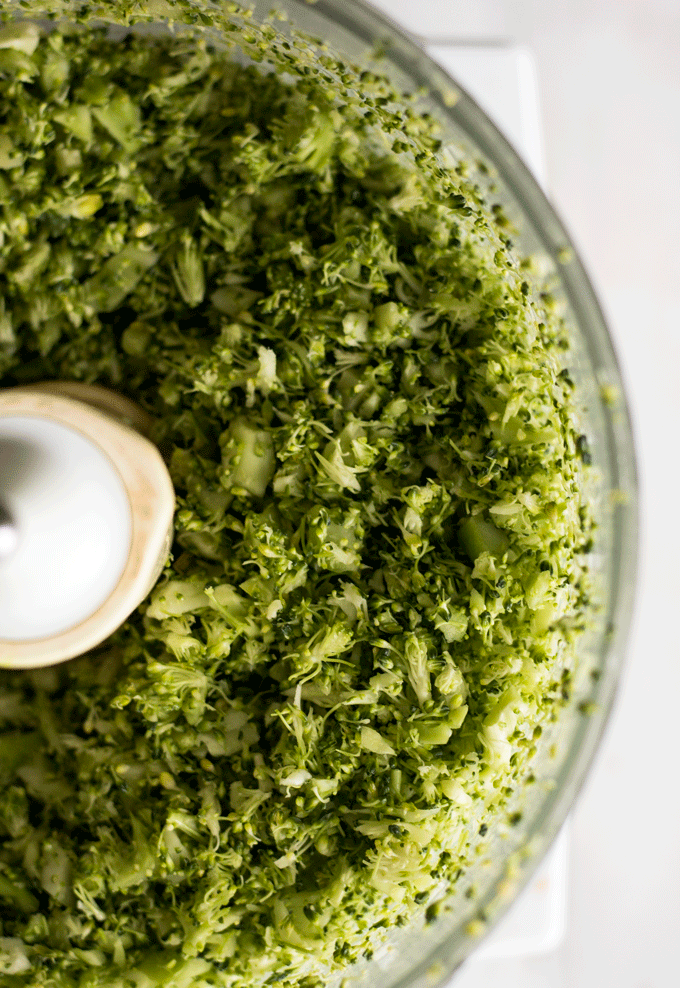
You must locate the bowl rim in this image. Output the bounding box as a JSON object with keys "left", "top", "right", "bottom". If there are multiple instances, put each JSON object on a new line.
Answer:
{"left": 0, "top": 0, "right": 640, "bottom": 981}
{"left": 278, "top": 0, "right": 639, "bottom": 981}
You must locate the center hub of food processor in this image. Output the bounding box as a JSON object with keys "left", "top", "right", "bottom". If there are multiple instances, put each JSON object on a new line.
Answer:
{"left": 0, "top": 385, "right": 174, "bottom": 669}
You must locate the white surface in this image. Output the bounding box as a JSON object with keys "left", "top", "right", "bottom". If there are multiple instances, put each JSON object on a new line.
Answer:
{"left": 475, "top": 826, "right": 569, "bottom": 963}
{"left": 0, "top": 416, "right": 131, "bottom": 639}
{"left": 372, "top": 2, "right": 680, "bottom": 987}
{"left": 427, "top": 45, "right": 546, "bottom": 186}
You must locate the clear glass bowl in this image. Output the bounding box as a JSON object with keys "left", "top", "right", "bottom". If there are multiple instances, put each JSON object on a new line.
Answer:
{"left": 256, "top": 5, "right": 637, "bottom": 985}
{"left": 0, "top": 0, "right": 638, "bottom": 984}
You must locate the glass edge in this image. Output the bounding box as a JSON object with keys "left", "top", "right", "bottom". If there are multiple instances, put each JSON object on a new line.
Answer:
{"left": 285, "top": 2, "right": 640, "bottom": 985}
{"left": 0, "top": 1, "right": 640, "bottom": 984}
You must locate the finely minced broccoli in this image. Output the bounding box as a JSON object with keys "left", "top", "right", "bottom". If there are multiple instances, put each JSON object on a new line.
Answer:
{"left": 0, "top": 14, "right": 592, "bottom": 988}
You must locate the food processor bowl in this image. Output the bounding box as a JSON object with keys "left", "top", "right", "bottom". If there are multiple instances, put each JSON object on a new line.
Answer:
{"left": 245, "top": 6, "right": 636, "bottom": 985}
{"left": 0, "top": 0, "right": 638, "bottom": 984}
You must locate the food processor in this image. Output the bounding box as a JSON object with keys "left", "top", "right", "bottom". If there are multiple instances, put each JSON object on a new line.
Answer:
{"left": 0, "top": 1, "right": 637, "bottom": 985}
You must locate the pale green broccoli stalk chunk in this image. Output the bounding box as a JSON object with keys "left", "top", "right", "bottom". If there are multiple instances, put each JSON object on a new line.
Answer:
{"left": 220, "top": 418, "right": 276, "bottom": 498}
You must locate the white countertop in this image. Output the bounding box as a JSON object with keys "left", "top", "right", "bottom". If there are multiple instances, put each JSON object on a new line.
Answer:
{"left": 368, "top": 2, "right": 680, "bottom": 987}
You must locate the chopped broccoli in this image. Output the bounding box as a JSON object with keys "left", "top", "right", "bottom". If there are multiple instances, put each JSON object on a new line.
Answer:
{"left": 0, "top": 12, "right": 592, "bottom": 988}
